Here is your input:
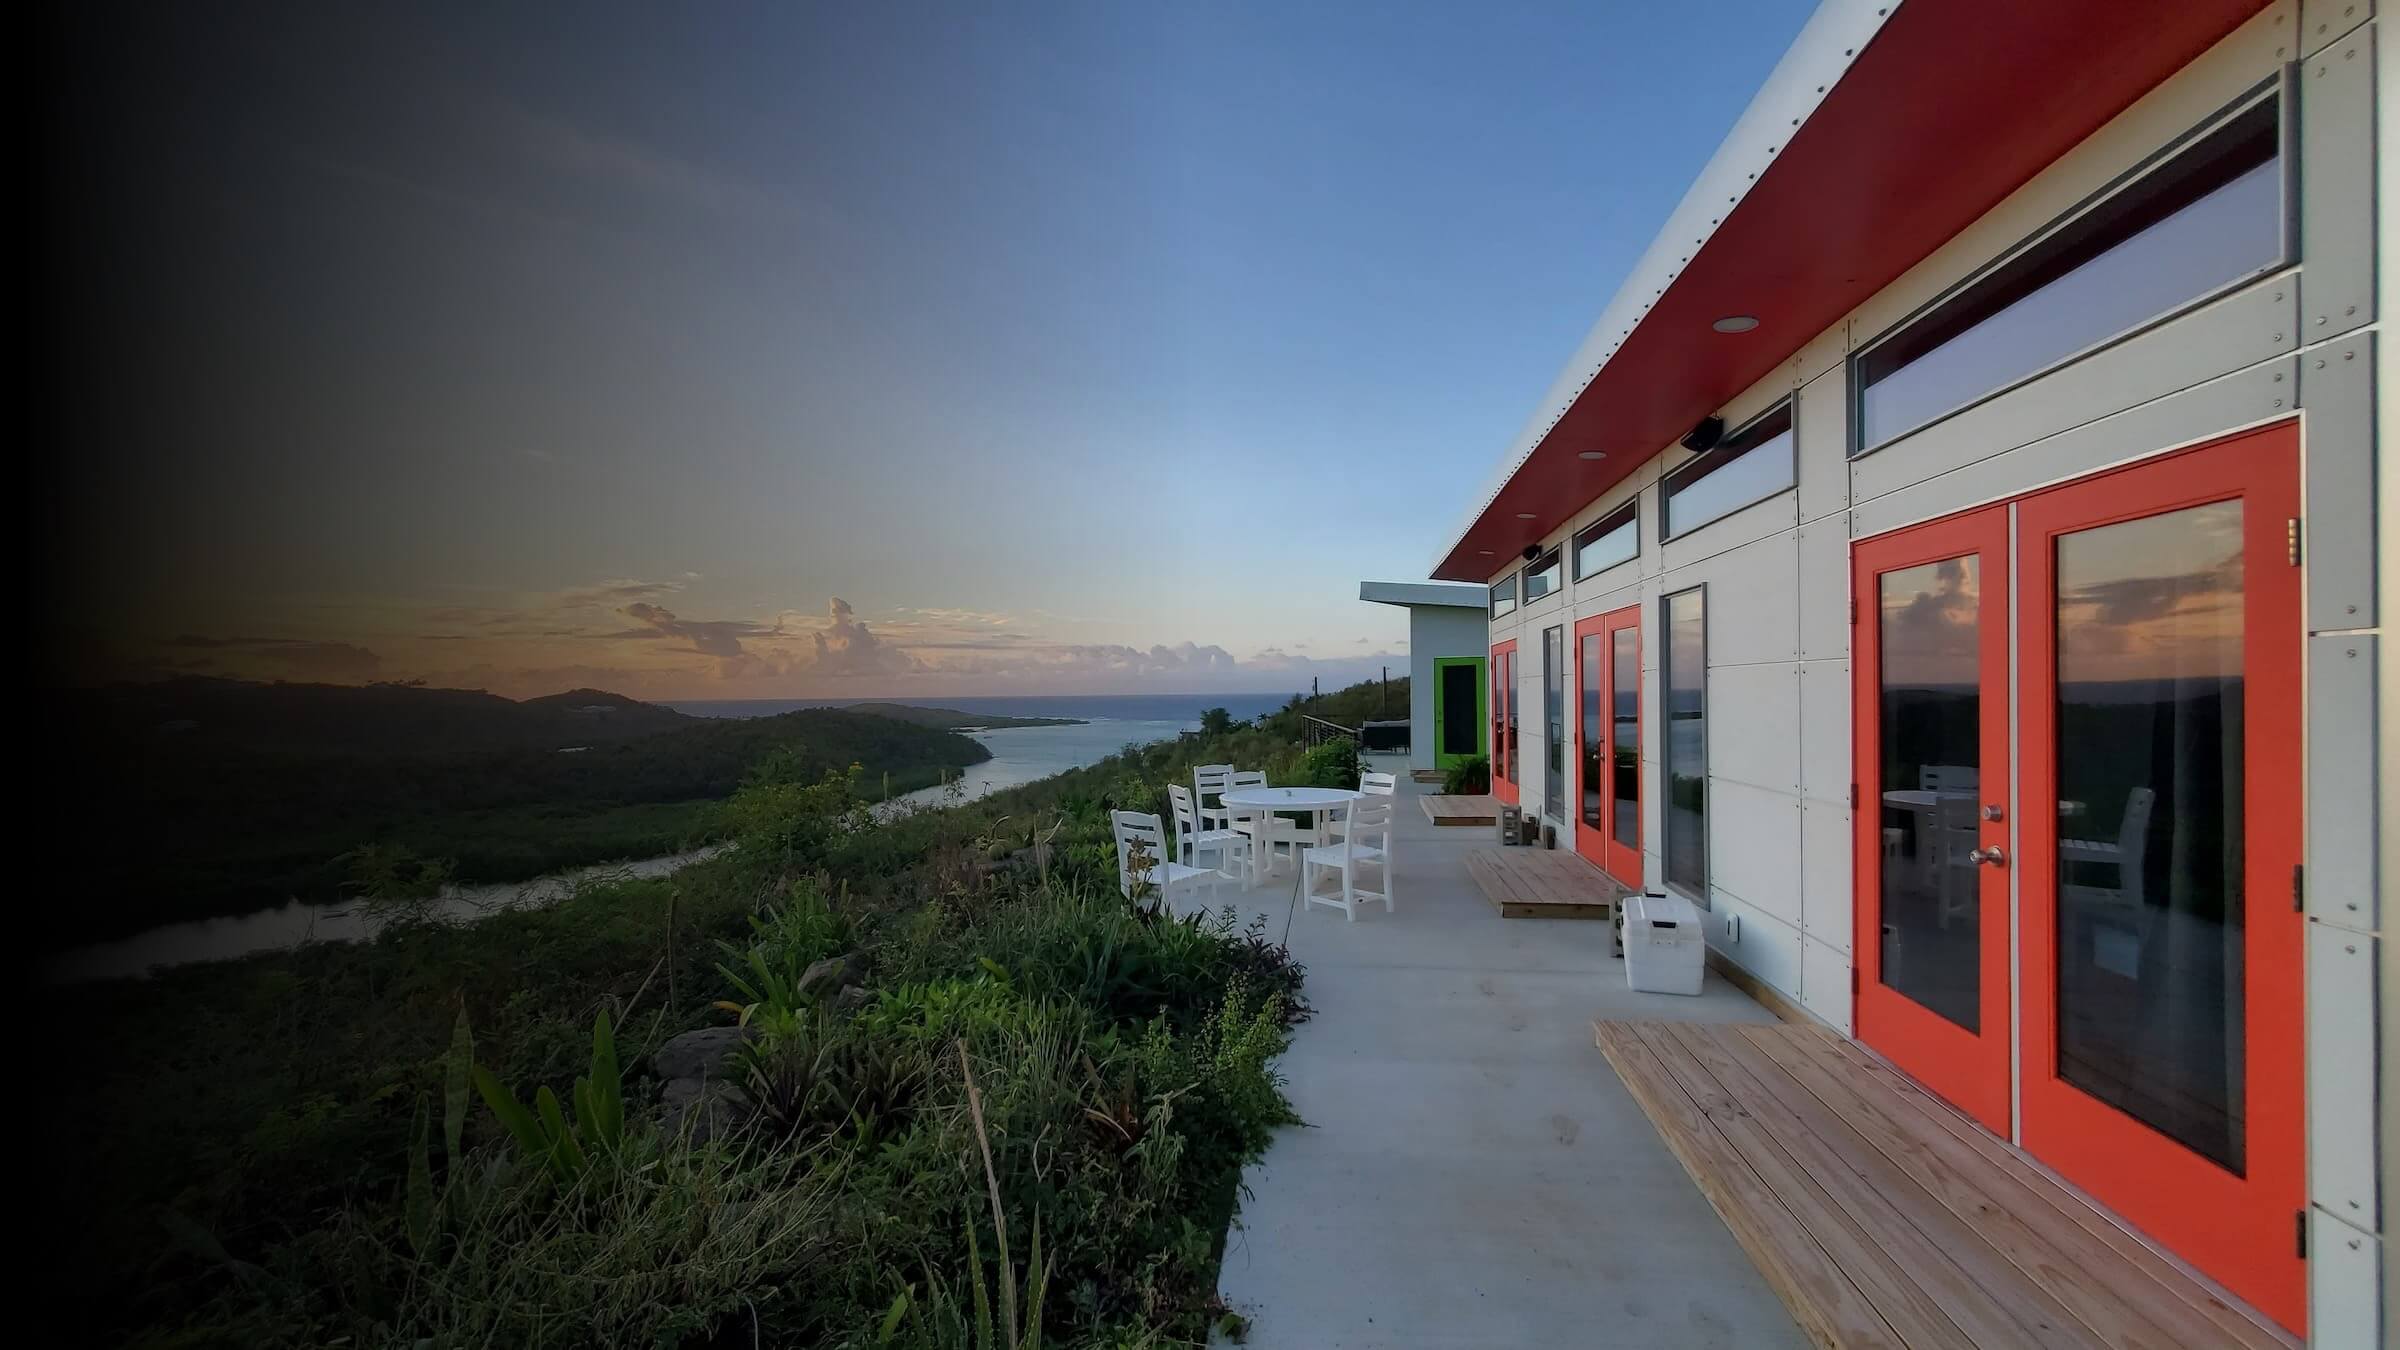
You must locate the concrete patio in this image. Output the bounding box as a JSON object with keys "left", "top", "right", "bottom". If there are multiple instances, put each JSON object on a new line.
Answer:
{"left": 1203, "top": 760, "right": 1806, "bottom": 1349}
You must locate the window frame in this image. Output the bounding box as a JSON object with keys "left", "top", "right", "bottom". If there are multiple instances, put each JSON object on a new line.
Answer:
{"left": 1489, "top": 572, "right": 1518, "bottom": 619}
{"left": 1661, "top": 400, "right": 1796, "bottom": 542}
{"left": 1522, "top": 547, "right": 1562, "bottom": 603}
{"left": 1661, "top": 583, "right": 1709, "bottom": 906}
{"left": 1571, "top": 499, "right": 1640, "bottom": 582}
{"left": 1849, "top": 79, "right": 2294, "bottom": 460}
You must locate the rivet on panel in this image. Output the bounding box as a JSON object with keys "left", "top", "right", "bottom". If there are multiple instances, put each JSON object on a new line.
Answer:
{"left": 2316, "top": 315, "right": 2327, "bottom": 326}
{"left": 2346, "top": 305, "right": 2357, "bottom": 316}
{"left": 2275, "top": 372, "right": 2286, "bottom": 381}
{"left": 2273, "top": 398, "right": 2285, "bottom": 407}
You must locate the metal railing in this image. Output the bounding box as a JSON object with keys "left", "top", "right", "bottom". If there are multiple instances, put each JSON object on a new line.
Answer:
{"left": 1300, "top": 714, "right": 1360, "bottom": 747}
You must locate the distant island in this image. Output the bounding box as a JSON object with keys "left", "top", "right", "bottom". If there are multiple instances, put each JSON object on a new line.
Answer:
{"left": 46, "top": 678, "right": 1011, "bottom": 947}
{"left": 839, "top": 701, "right": 1084, "bottom": 730}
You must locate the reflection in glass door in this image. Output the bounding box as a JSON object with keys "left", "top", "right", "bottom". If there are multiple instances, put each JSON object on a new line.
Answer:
{"left": 1489, "top": 641, "right": 1518, "bottom": 805}
{"left": 1852, "top": 505, "right": 2012, "bottom": 1135}
{"left": 1575, "top": 607, "right": 1641, "bottom": 886}
{"left": 1542, "top": 626, "right": 1566, "bottom": 825}
{"left": 2016, "top": 425, "right": 2303, "bottom": 1333}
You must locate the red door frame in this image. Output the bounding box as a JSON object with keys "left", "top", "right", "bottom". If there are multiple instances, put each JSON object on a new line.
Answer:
{"left": 1489, "top": 639, "right": 1518, "bottom": 805}
{"left": 2015, "top": 423, "right": 2304, "bottom": 1332}
{"left": 1851, "top": 504, "right": 2014, "bottom": 1135}
{"left": 1574, "top": 607, "right": 1642, "bottom": 886}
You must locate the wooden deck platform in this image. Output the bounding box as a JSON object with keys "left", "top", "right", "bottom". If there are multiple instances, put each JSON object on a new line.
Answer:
{"left": 1593, "top": 1020, "right": 2293, "bottom": 1350}
{"left": 1419, "top": 793, "right": 1497, "bottom": 827}
{"left": 1464, "top": 847, "right": 1622, "bottom": 919}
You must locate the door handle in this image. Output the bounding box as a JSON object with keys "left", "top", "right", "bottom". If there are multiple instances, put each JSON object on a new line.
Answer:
{"left": 1968, "top": 846, "right": 2007, "bottom": 867}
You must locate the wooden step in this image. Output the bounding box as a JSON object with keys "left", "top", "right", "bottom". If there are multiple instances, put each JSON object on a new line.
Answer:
{"left": 1593, "top": 1019, "right": 2297, "bottom": 1350}
{"left": 1409, "top": 768, "right": 1446, "bottom": 784}
{"left": 1420, "top": 793, "right": 1498, "bottom": 827}
{"left": 1465, "top": 846, "right": 1624, "bottom": 919}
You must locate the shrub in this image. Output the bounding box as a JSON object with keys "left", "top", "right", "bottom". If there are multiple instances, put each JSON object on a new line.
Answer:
{"left": 1295, "top": 739, "right": 1361, "bottom": 789}
{"left": 1443, "top": 751, "right": 1491, "bottom": 795}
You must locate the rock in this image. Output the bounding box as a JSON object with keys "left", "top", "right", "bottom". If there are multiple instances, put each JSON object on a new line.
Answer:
{"left": 798, "top": 951, "right": 868, "bottom": 1001}
{"left": 651, "top": 1025, "right": 751, "bottom": 1083}
{"left": 662, "top": 1076, "right": 753, "bottom": 1144}
{"left": 833, "top": 983, "right": 872, "bottom": 1014}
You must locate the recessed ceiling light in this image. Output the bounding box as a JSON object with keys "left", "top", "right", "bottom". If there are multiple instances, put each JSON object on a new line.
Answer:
{"left": 1515, "top": 513, "right": 1537, "bottom": 520}
{"left": 1578, "top": 451, "right": 1608, "bottom": 461}
{"left": 1477, "top": 549, "right": 1494, "bottom": 555}
{"left": 1712, "top": 315, "right": 1760, "bottom": 334}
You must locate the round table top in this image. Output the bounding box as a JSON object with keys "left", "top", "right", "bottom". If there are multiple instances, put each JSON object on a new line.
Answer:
{"left": 1221, "top": 786, "right": 1361, "bottom": 810}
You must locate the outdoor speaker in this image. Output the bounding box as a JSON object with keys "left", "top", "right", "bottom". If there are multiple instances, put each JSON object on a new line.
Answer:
{"left": 1681, "top": 416, "right": 1725, "bottom": 452}
{"left": 1521, "top": 544, "right": 1542, "bottom": 561}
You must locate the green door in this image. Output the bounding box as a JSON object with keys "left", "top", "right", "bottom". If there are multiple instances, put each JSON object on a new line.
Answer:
{"left": 1431, "top": 657, "right": 1487, "bottom": 770}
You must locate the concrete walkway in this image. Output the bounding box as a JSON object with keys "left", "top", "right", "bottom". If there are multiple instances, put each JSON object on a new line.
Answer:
{"left": 1206, "top": 763, "right": 1806, "bottom": 1349}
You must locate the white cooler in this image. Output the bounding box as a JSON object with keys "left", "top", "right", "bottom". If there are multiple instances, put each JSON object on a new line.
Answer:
{"left": 1623, "top": 892, "right": 1704, "bottom": 996}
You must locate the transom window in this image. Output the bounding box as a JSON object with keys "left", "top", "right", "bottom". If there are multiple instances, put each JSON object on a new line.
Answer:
{"left": 1663, "top": 403, "right": 1794, "bottom": 540}
{"left": 1856, "top": 93, "right": 2285, "bottom": 453}
{"left": 1522, "top": 547, "right": 1562, "bottom": 602}
{"left": 1572, "top": 500, "right": 1639, "bottom": 581}
{"left": 1490, "top": 574, "right": 1517, "bottom": 618}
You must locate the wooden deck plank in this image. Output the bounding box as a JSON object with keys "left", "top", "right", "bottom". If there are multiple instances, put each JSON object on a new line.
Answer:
{"left": 1593, "top": 1022, "right": 1905, "bottom": 1350}
{"left": 1739, "top": 1026, "right": 2194, "bottom": 1350}
{"left": 1678, "top": 1023, "right": 2088, "bottom": 1350}
{"left": 1633, "top": 1024, "right": 1974, "bottom": 1350}
{"left": 1419, "top": 793, "right": 1498, "bottom": 826}
{"left": 1464, "top": 847, "right": 1621, "bottom": 919}
{"left": 1596, "top": 1021, "right": 2293, "bottom": 1350}
{"left": 1806, "top": 1033, "right": 2294, "bottom": 1350}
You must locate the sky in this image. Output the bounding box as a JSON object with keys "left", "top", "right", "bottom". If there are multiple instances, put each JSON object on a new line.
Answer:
{"left": 38, "top": 0, "right": 1815, "bottom": 701}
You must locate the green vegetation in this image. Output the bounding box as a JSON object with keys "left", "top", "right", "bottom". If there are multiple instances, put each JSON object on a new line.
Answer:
{"left": 39, "top": 708, "right": 1360, "bottom": 1348}
{"left": 841, "top": 702, "right": 1084, "bottom": 730}
{"left": 55, "top": 680, "right": 996, "bottom": 945}
{"left": 1263, "top": 676, "right": 1409, "bottom": 737}
{"left": 1443, "top": 751, "right": 1491, "bottom": 795}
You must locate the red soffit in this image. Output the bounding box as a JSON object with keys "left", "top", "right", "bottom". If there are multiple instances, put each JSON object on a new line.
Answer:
{"left": 1433, "top": 0, "right": 2274, "bottom": 581}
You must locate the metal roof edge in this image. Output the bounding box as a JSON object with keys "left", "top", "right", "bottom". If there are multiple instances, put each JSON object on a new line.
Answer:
{"left": 1359, "top": 580, "right": 1490, "bottom": 609}
{"left": 1428, "top": 0, "right": 1899, "bottom": 579}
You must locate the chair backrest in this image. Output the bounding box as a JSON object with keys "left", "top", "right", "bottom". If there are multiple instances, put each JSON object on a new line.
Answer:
{"left": 1194, "top": 763, "right": 1233, "bottom": 803}
{"left": 1919, "top": 764, "right": 1979, "bottom": 793}
{"left": 1229, "top": 769, "right": 1268, "bottom": 790}
{"left": 1350, "top": 796, "right": 1395, "bottom": 838}
{"left": 1359, "top": 770, "right": 1397, "bottom": 796}
{"left": 1111, "top": 810, "right": 1168, "bottom": 899}
{"left": 2117, "top": 786, "right": 2157, "bottom": 867}
{"left": 1167, "top": 783, "right": 1201, "bottom": 841}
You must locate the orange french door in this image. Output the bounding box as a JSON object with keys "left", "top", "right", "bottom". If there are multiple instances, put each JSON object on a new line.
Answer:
{"left": 2016, "top": 424, "right": 2304, "bottom": 1332}
{"left": 1489, "top": 640, "right": 1518, "bottom": 805}
{"left": 1574, "top": 607, "right": 1641, "bottom": 886}
{"left": 1852, "top": 504, "right": 2013, "bottom": 1134}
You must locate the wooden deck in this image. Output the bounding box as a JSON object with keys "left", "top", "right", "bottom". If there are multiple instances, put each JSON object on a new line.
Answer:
{"left": 1419, "top": 793, "right": 1498, "bottom": 827}
{"left": 1593, "top": 1020, "right": 2293, "bottom": 1350}
{"left": 1464, "top": 846, "right": 1622, "bottom": 919}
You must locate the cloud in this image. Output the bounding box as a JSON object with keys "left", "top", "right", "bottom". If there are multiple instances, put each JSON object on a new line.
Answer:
{"left": 811, "top": 598, "right": 919, "bottom": 676}
{"left": 618, "top": 601, "right": 775, "bottom": 660}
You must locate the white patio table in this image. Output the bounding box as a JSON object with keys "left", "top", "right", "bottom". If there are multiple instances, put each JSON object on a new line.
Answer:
{"left": 1221, "top": 786, "right": 1361, "bottom": 909}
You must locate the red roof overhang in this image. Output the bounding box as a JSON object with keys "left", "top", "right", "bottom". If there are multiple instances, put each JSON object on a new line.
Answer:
{"left": 1433, "top": 0, "right": 2274, "bottom": 581}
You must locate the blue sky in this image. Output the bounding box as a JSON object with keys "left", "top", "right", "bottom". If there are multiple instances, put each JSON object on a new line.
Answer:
{"left": 46, "top": 0, "right": 1814, "bottom": 698}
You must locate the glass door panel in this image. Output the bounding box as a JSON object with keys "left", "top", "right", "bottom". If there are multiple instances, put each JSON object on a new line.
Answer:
{"left": 2017, "top": 424, "right": 2302, "bottom": 1333}
{"left": 1852, "top": 505, "right": 2012, "bottom": 1135}
{"left": 1575, "top": 607, "right": 1641, "bottom": 886}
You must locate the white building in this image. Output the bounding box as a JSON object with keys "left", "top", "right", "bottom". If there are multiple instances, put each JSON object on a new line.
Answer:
{"left": 1435, "top": 1, "right": 2392, "bottom": 1338}
{"left": 1358, "top": 580, "right": 1490, "bottom": 775}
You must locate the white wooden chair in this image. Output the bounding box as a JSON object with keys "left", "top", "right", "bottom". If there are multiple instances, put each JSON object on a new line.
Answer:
{"left": 1303, "top": 797, "right": 1394, "bottom": 920}
{"left": 1113, "top": 810, "right": 1222, "bottom": 916}
{"left": 1330, "top": 769, "right": 1396, "bottom": 839}
{"left": 1168, "top": 783, "right": 1248, "bottom": 883}
{"left": 1227, "top": 769, "right": 1307, "bottom": 878}
{"left": 1933, "top": 794, "right": 1981, "bottom": 930}
{"left": 1194, "top": 763, "right": 1236, "bottom": 832}
{"left": 2061, "top": 786, "right": 2155, "bottom": 911}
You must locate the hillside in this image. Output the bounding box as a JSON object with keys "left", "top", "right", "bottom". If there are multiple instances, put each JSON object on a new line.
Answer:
{"left": 46, "top": 681, "right": 993, "bottom": 946}
{"left": 842, "top": 701, "right": 1082, "bottom": 729}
